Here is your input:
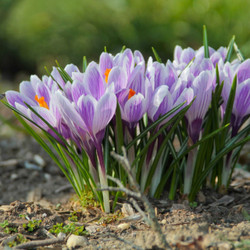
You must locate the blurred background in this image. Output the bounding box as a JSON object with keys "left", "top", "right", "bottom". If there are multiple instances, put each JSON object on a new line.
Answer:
{"left": 0, "top": 0, "right": 250, "bottom": 88}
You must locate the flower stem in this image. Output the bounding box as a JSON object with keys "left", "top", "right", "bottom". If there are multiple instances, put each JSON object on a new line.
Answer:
{"left": 184, "top": 146, "right": 198, "bottom": 194}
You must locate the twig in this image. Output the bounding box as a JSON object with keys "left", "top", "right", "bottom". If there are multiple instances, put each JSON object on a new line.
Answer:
{"left": 99, "top": 147, "right": 171, "bottom": 249}
{"left": 98, "top": 175, "right": 140, "bottom": 199}
{"left": 13, "top": 236, "right": 65, "bottom": 249}
{"left": 130, "top": 197, "right": 151, "bottom": 225}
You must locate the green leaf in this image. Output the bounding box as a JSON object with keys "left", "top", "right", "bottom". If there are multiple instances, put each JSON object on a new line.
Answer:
{"left": 221, "top": 75, "right": 237, "bottom": 138}
{"left": 178, "top": 57, "right": 195, "bottom": 78}
{"left": 203, "top": 25, "right": 209, "bottom": 58}
{"left": 144, "top": 109, "right": 188, "bottom": 191}
{"left": 127, "top": 101, "right": 187, "bottom": 150}
{"left": 83, "top": 56, "right": 88, "bottom": 72}
{"left": 131, "top": 102, "right": 191, "bottom": 167}
{"left": 225, "top": 35, "right": 235, "bottom": 62}
{"left": 120, "top": 45, "right": 126, "bottom": 53}
{"left": 115, "top": 102, "right": 124, "bottom": 153}
{"left": 234, "top": 42, "right": 245, "bottom": 62}
{"left": 152, "top": 47, "right": 162, "bottom": 63}
{"left": 104, "top": 126, "right": 110, "bottom": 171}
{"left": 55, "top": 60, "right": 73, "bottom": 83}
{"left": 189, "top": 133, "right": 250, "bottom": 201}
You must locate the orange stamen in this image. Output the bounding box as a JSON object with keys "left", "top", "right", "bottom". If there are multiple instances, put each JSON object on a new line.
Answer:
{"left": 35, "top": 95, "right": 49, "bottom": 109}
{"left": 128, "top": 89, "right": 136, "bottom": 100}
{"left": 104, "top": 68, "right": 111, "bottom": 83}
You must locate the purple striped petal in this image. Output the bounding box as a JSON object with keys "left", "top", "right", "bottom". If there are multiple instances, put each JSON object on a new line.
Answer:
{"left": 174, "top": 45, "right": 182, "bottom": 64}
{"left": 119, "top": 49, "right": 134, "bottom": 75}
{"left": 31, "top": 106, "right": 57, "bottom": 129}
{"left": 93, "top": 93, "right": 117, "bottom": 135}
{"left": 148, "top": 85, "right": 169, "bottom": 121}
{"left": 5, "top": 91, "right": 36, "bottom": 108}
{"left": 71, "top": 80, "right": 86, "bottom": 104}
{"left": 99, "top": 52, "right": 114, "bottom": 76}
{"left": 84, "top": 62, "right": 105, "bottom": 100}
{"left": 64, "top": 64, "right": 80, "bottom": 77}
{"left": 124, "top": 93, "right": 146, "bottom": 123}
{"left": 107, "top": 66, "right": 127, "bottom": 92}
{"left": 55, "top": 91, "right": 87, "bottom": 131}
{"left": 77, "top": 95, "right": 97, "bottom": 135}
{"left": 19, "top": 81, "right": 36, "bottom": 100}
{"left": 51, "top": 67, "right": 66, "bottom": 88}
{"left": 180, "top": 48, "right": 195, "bottom": 64}
{"left": 234, "top": 79, "right": 250, "bottom": 119}
{"left": 236, "top": 59, "right": 250, "bottom": 84}
{"left": 36, "top": 82, "right": 50, "bottom": 106}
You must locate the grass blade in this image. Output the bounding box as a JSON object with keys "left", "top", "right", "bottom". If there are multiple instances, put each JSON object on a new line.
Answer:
{"left": 152, "top": 47, "right": 162, "bottom": 63}
{"left": 203, "top": 25, "right": 209, "bottom": 58}
{"left": 225, "top": 36, "right": 235, "bottom": 62}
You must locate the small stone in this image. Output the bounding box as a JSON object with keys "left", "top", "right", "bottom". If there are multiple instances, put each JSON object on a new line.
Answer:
{"left": 0, "top": 159, "right": 18, "bottom": 167}
{"left": 66, "top": 234, "right": 88, "bottom": 250}
{"left": 33, "top": 154, "right": 46, "bottom": 167}
{"left": 10, "top": 173, "right": 18, "bottom": 180}
{"left": 117, "top": 223, "right": 130, "bottom": 231}
{"left": 44, "top": 173, "right": 51, "bottom": 181}
{"left": 161, "top": 219, "right": 167, "bottom": 224}
{"left": 58, "top": 232, "right": 66, "bottom": 240}
{"left": 24, "top": 161, "right": 42, "bottom": 171}
{"left": 121, "top": 203, "right": 135, "bottom": 217}
{"left": 85, "top": 225, "right": 98, "bottom": 234}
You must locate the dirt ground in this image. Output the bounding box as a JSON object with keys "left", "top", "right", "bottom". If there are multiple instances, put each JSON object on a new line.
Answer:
{"left": 0, "top": 107, "right": 250, "bottom": 249}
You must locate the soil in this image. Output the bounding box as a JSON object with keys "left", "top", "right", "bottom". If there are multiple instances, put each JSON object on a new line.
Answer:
{"left": 0, "top": 105, "right": 250, "bottom": 249}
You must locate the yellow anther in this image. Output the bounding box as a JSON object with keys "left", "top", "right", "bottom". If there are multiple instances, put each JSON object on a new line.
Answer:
{"left": 104, "top": 68, "right": 111, "bottom": 83}
{"left": 128, "top": 89, "right": 136, "bottom": 100}
{"left": 35, "top": 95, "right": 49, "bottom": 109}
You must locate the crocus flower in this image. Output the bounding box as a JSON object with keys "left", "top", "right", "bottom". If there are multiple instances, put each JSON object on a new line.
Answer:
{"left": 5, "top": 74, "right": 72, "bottom": 141}
{"left": 55, "top": 61, "right": 117, "bottom": 213}
{"left": 177, "top": 57, "right": 214, "bottom": 194}
{"left": 173, "top": 45, "right": 228, "bottom": 74}
{"left": 219, "top": 59, "right": 250, "bottom": 186}
{"left": 221, "top": 59, "right": 250, "bottom": 136}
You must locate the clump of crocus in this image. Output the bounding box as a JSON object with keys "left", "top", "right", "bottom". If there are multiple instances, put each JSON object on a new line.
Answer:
{"left": 2, "top": 27, "right": 249, "bottom": 212}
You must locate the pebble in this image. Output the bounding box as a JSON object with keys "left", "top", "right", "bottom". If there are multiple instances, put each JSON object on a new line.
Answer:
{"left": 58, "top": 232, "right": 66, "bottom": 240}
{"left": 85, "top": 225, "right": 98, "bottom": 233}
{"left": 10, "top": 173, "right": 18, "bottom": 180}
{"left": 33, "top": 154, "right": 46, "bottom": 167}
{"left": 161, "top": 219, "right": 167, "bottom": 224}
{"left": 117, "top": 223, "right": 130, "bottom": 231}
{"left": 44, "top": 173, "right": 51, "bottom": 181}
{"left": 121, "top": 203, "right": 135, "bottom": 217}
{"left": 24, "top": 161, "right": 42, "bottom": 171}
{"left": 66, "top": 234, "right": 88, "bottom": 249}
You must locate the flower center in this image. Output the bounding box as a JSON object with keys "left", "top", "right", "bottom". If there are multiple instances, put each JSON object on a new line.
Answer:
{"left": 128, "top": 89, "right": 136, "bottom": 100}
{"left": 35, "top": 95, "right": 49, "bottom": 109}
{"left": 104, "top": 68, "right": 111, "bottom": 83}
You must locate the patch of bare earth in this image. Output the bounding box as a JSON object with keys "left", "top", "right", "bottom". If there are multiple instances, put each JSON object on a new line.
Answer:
{"left": 0, "top": 115, "right": 249, "bottom": 249}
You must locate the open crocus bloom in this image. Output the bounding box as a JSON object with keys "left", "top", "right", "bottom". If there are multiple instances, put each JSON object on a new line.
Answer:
{"left": 5, "top": 74, "right": 72, "bottom": 140}
{"left": 221, "top": 59, "right": 250, "bottom": 136}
